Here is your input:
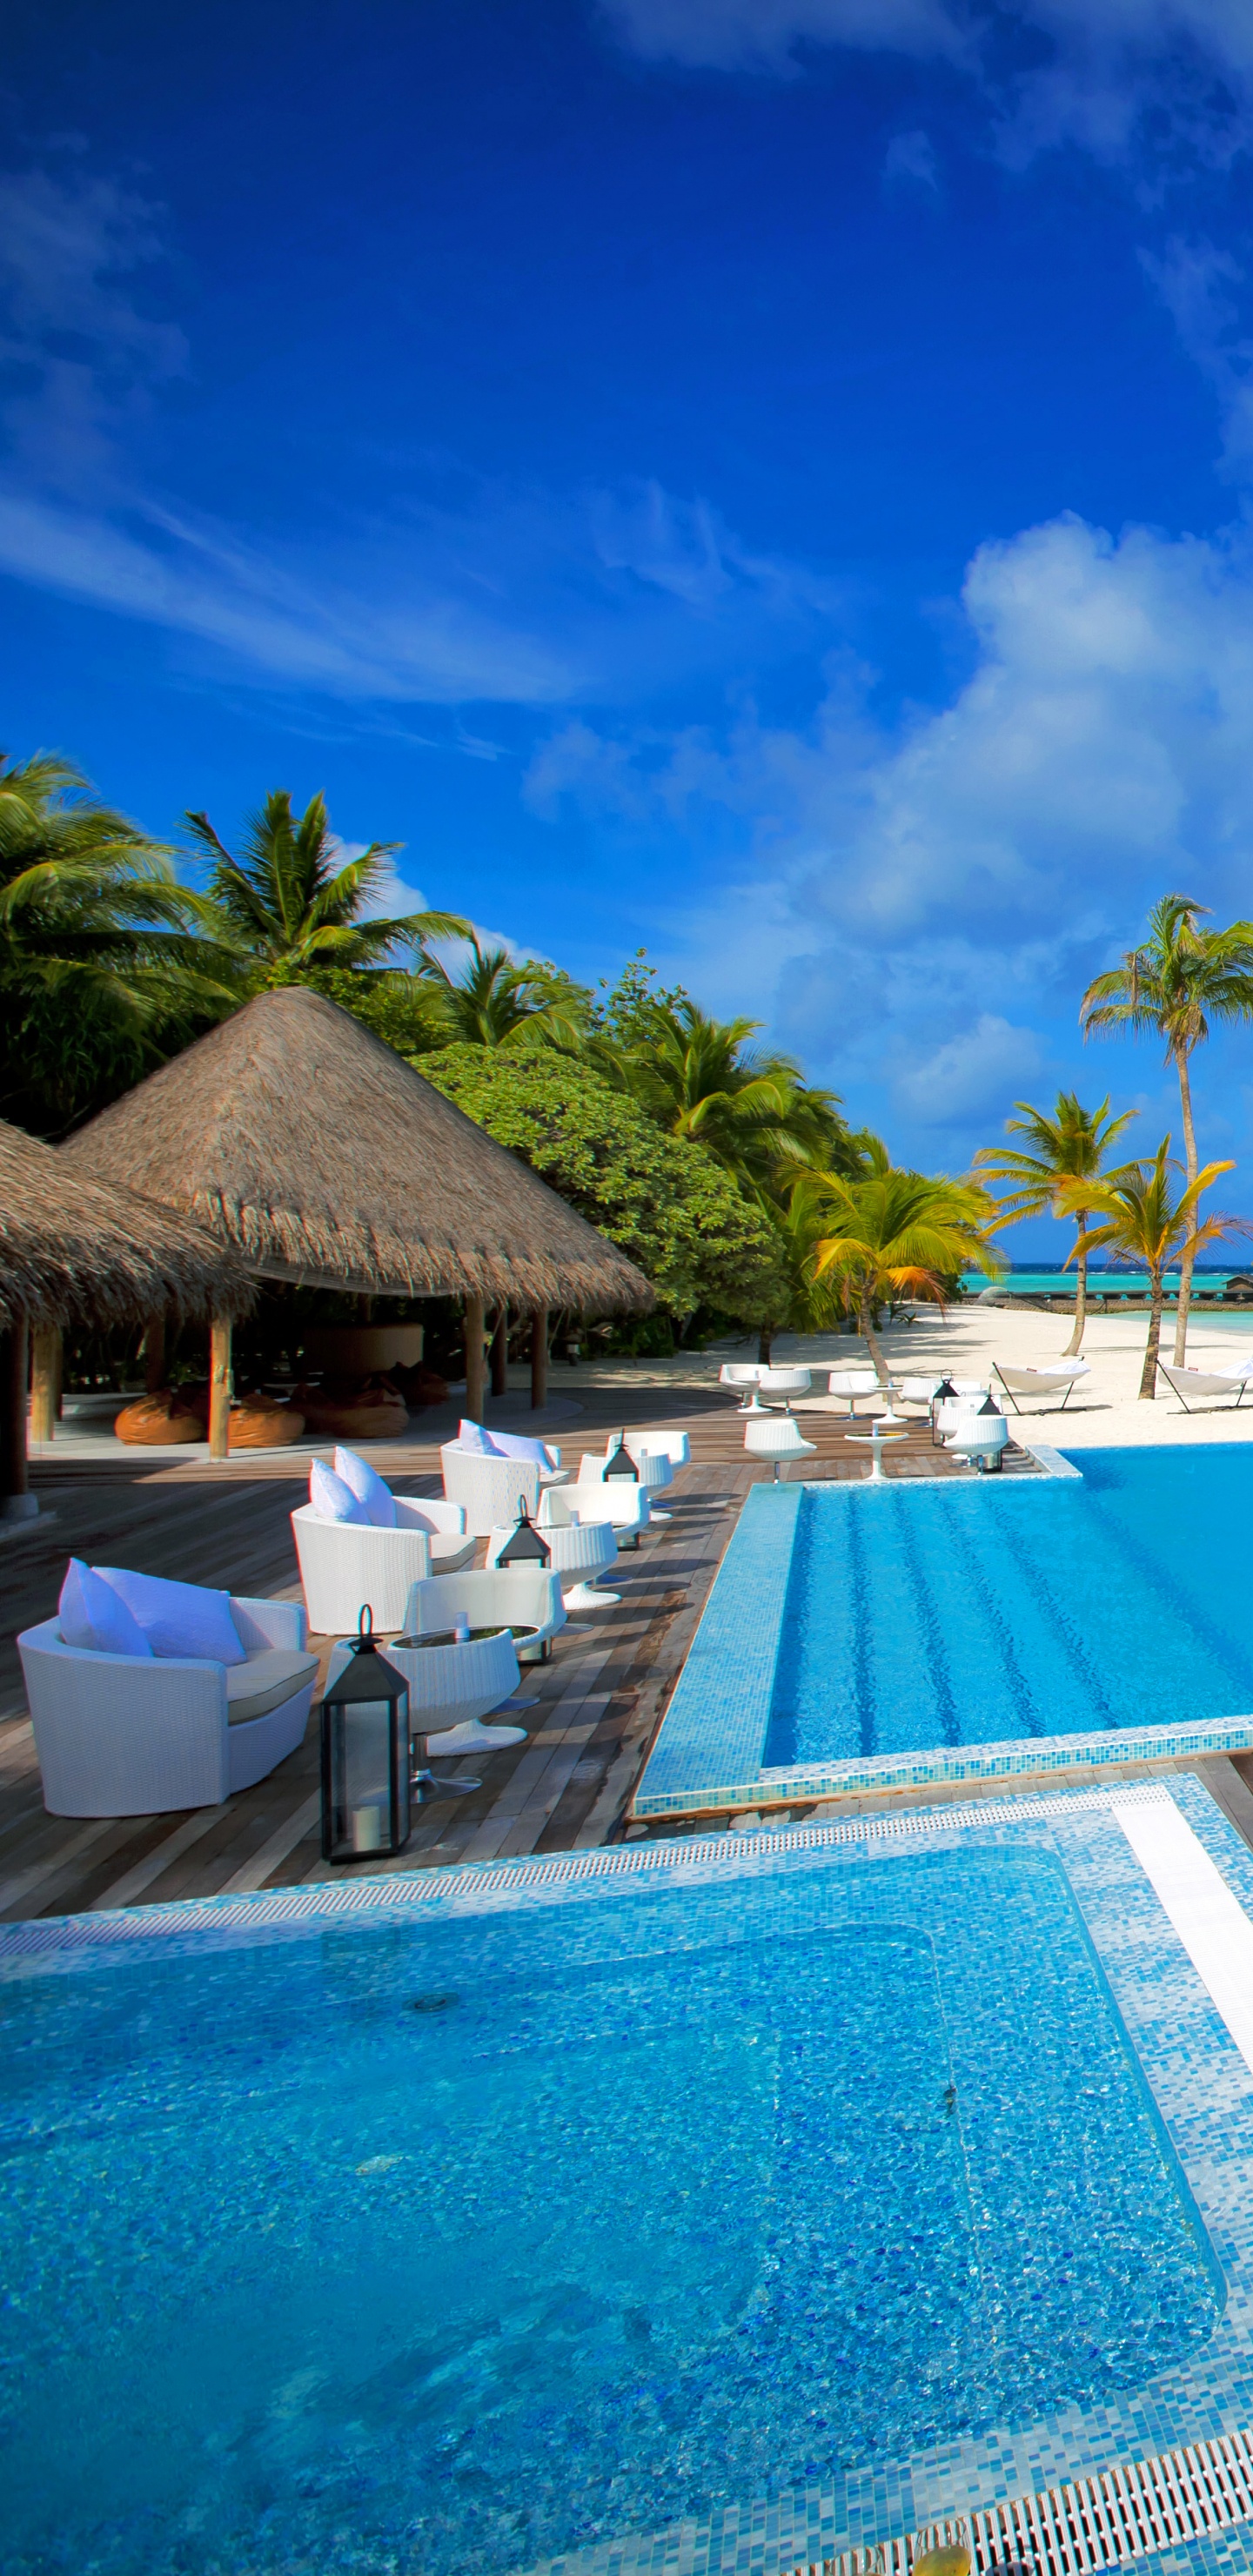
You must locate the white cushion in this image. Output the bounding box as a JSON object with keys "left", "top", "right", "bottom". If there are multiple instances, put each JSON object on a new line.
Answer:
{"left": 225, "top": 1647, "right": 319, "bottom": 1724}
{"left": 457, "top": 1419, "right": 502, "bottom": 1454}
{"left": 333, "top": 1446, "right": 396, "bottom": 1528}
{"left": 310, "top": 1459, "right": 368, "bottom": 1523}
{"left": 487, "top": 1430, "right": 558, "bottom": 1466}
{"left": 58, "top": 1559, "right": 152, "bottom": 1660}
{"left": 95, "top": 1566, "right": 246, "bottom": 1667}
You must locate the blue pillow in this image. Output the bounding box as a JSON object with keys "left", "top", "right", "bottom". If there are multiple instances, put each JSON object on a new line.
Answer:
{"left": 310, "top": 1458, "right": 369, "bottom": 1524}
{"left": 332, "top": 1446, "right": 397, "bottom": 1528}
{"left": 457, "top": 1419, "right": 504, "bottom": 1456}
{"left": 94, "top": 1567, "right": 246, "bottom": 1666}
{"left": 487, "top": 1431, "right": 557, "bottom": 1467}
{"left": 58, "top": 1559, "right": 153, "bottom": 1659}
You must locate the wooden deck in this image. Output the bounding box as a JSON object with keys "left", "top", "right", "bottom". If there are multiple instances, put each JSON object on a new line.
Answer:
{"left": 3, "top": 1383, "right": 1250, "bottom": 1917}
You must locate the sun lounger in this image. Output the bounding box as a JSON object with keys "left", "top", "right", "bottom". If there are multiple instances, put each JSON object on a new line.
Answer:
{"left": 992, "top": 1362, "right": 1090, "bottom": 1412}
{"left": 1157, "top": 1363, "right": 1253, "bottom": 1412}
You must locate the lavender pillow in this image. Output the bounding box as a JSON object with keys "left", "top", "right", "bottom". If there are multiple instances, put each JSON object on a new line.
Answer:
{"left": 457, "top": 1419, "right": 504, "bottom": 1456}
{"left": 94, "top": 1567, "right": 246, "bottom": 1666}
{"left": 310, "top": 1459, "right": 369, "bottom": 1524}
{"left": 58, "top": 1559, "right": 152, "bottom": 1659}
{"left": 332, "top": 1446, "right": 397, "bottom": 1528}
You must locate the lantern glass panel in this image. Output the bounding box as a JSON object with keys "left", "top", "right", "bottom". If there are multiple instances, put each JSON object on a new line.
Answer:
{"left": 320, "top": 1630, "right": 411, "bottom": 1864}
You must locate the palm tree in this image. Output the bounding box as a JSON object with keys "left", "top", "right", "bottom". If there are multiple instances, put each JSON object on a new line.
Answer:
{"left": 974, "top": 1092, "right": 1137, "bottom": 1356}
{"left": 598, "top": 993, "right": 845, "bottom": 1188}
{"left": 1056, "top": 1144, "right": 1241, "bottom": 1398}
{"left": 185, "top": 790, "right": 468, "bottom": 983}
{"left": 1081, "top": 895, "right": 1253, "bottom": 1364}
{"left": 798, "top": 1140, "right": 1004, "bottom": 1384}
{"left": 0, "top": 748, "right": 231, "bottom": 1134}
{"left": 416, "top": 936, "right": 589, "bottom": 1049}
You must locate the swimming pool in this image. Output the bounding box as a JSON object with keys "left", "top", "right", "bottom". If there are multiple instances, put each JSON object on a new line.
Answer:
{"left": 0, "top": 1782, "right": 1248, "bottom": 2576}
{"left": 636, "top": 1447, "right": 1253, "bottom": 1818}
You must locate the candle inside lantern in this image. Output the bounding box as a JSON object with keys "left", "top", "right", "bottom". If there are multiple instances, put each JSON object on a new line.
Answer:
{"left": 352, "top": 1803, "right": 383, "bottom": 1854}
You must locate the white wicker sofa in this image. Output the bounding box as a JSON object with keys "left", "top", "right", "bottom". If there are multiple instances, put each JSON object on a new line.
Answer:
{"left": 291, "top": 1495, "right": 472, "bottom": 1635}
{"left": 18, "top": 1594, "right": 317, "bottom": 1817}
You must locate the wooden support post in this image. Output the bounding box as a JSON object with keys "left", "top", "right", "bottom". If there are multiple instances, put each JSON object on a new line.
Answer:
{"left": 30, "top": 1325, "right": 62, "bottom": 1444}
{"left": 209, "top": 1314, "right": 232, "bottom": 1460}
{"left": 144, "top": 1313, "right": 166, "bottom": 1394}
{"left": 0, "top": 1322, "right": 34, "bottom": 1519}
{"left": 530, "top": 1305, "right": 549, "bottom": 1412}
{"left": 464, "top": 1292, "right": 486, "bottom": 1422}
{"left": 490, "top": 1305, "right": 509, "bottom": 1399}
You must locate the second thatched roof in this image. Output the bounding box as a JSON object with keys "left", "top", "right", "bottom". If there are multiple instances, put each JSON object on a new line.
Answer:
{"left": 62, "top": 988, "right": 654, "bottom": 1313}
{"left": 0, "top": 1118, "right": 254, "bottom": 1334}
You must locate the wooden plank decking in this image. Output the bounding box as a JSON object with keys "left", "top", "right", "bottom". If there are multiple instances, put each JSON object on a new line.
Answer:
{"left": 3, "top": 1382, "right": 1249, "bottom": 1919}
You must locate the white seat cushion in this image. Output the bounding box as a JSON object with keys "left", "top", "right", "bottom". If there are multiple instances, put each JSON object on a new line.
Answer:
{"left": 225, "top": 1647, "right": 319, "bottom": 1725}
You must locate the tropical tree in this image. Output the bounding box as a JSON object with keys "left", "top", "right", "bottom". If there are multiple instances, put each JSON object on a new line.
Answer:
{"left": 974, "top": 1091, "right": 1137, "bottom": 1356}
{"left": 1056, "top": 1144, "right": 1243, "bottom": 1399}
{"left": 798, "top": 1140, "right": 1005, "bottom": 1384}
{"left": 588, "top": 961, "right": 848, "bottom": 1188}
{"left": 420, "top": 1043, "right": 787, "bottom": 1328}
{"left": 0, "top": 748, "right": 231, "bottom": 1135}
{"left": 185, "top": 790, "right": 468, "bottom": 984}
{"left": 1081, "top": 896, "right": 1253, "bottom": 1364}
{"left": 415, "top": 936, "right": 590, "bottom": 1050}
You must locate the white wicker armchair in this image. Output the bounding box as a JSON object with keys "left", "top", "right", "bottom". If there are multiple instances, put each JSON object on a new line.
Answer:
{"left": 18, "top": 1594, "right": 316, "bottom": 1817}
{"left": 291, "top": 1496, "right": 472, "bottom": 1635}
{"left": 440, "top": 1445, "right": 554, "bottom": 1536}
{"left": 401, "top": 1566, "right": 567, "bottom": 1662}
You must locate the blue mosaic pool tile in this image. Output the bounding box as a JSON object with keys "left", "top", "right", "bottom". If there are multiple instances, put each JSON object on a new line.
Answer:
{"left": 640, "top": 1481, "right": 803, "bottom": 1802}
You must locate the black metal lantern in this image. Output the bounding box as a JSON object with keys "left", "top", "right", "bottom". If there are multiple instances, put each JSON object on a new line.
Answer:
{"left": 498, "top": 1498, "right": 552, "bottom": 1568}
{"left": 321, "top": 1607, "right": 412, "bottom": 1864}
{"left": 974, "top": 1389, "right": 1004, "bottom": 1475}
{"left": 604, "top": 1431, "right": 640, "bottom": 1482}
{"left": 930, "top": 1376, "right": 957, "bottom": 1448}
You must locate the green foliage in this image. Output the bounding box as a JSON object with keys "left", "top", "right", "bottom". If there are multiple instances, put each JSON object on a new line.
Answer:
{"left": 311, "top": 967, "right": 449, "bottom": 1056}
{"left": 419, "top": 1043, "right": 788, "bottom": 1322}
{"left": 185, "top": 790, "right": 469, "bottom": 985}
{"left": 415, "top": 935, "right": 592, "bottom": 1048}
{"left": 0, "top": 749, "right": 234, "bottom": 1137}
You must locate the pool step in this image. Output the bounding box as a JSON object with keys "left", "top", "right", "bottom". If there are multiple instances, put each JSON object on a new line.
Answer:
{"left": 788, "top": 2424, "right": 1253, "bottom": 2576}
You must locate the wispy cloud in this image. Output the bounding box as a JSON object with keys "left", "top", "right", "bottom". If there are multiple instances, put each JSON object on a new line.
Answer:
{"left": 603, "top": 0, "right": 1253, "bottom": 171}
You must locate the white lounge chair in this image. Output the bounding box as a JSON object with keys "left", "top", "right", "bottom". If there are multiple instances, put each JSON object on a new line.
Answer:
{"left": 18, "top": 1593, "right": 317, "bottom": 1816}
{"left": 439, "top": 1445, "right": 542, "bottom": 1537}
{"left": 401, "top": 1566, "right": 567, "bottom": 1662}
{"left": 574, "top": 1452, "right": 652, "bottom": 1545}
{"left": 827, "top": 1369, "right": 881, "bottom": 1416}
{"left": 291, "top": 1495, "right": 473, "bottom": 1636}
{"left": 946, "top": 1405, "right": 1011, "bottom": 1471}
{"left": 632, "top": 1431, "right": 691, "bottom": 1467}
{"left": 992, "top": 1361, "right": 1090, "bottom": 1413}
{"left": 1158, "top": 1363, "right": 1253, "bottom": 1412}
{"left": 744, "top": 1414, "right": 817, "bottom": 1480}
{"left": 757, "top": 1366, "right": 811, "bottom": 1407}
{"left": 719, "top": 1363, "right": 767, "bottom": 1411}
{"left": 897, "top": 1377, "right": 944, "bottom": 1410}
{"left": 487, "top": 1487, "right": 622, "bottom": 1608}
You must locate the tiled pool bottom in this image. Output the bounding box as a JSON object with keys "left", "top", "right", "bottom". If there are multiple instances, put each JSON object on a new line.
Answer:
{"left": 6, "top": 1781, "right": 1253, "bottom": 2576}
{"left": 634, "top": 1452, "right": 1253, "bottom": 1818}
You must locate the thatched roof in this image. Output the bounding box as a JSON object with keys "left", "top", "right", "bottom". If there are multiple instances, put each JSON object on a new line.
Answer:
{"left": 0, "top": 1118, "right": 254, "bottom": 1334}
{"left": 62, "top": 988, "right": 654, "bottom": 1313}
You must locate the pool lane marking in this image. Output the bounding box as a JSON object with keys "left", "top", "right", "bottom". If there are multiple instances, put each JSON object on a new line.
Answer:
{"left": 1113, "top": 1790, "right": 1253, "bottom": 2077}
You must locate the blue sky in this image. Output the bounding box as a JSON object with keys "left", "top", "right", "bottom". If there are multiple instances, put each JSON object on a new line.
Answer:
{"left": 8, "top": 1, "right": 1253, "bottom": 1246}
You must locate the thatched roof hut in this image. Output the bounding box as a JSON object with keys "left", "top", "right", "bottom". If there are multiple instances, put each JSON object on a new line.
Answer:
{"left": 0, "top": 1117, "right": 252, "bottom": 1513}
{"left": 0, "top": 1117, "right": 253, "bottom": 1334}
{"left": 63, "top": 988, "right": 653, "bottom": 1315}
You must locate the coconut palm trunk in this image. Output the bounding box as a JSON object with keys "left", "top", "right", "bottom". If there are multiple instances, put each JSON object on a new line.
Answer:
{"left": 1142, "top": 1263, "right": 1167, "bottom": 1399}
{"left": 858, "top": 1293, "right": 890, "bottom": 1384}
{"left": 1065, "top": 1211, "right": 1090, "bottom": 1358}
{"left": 1172, "top": 1047, "right": 1198, "bottom": 1366}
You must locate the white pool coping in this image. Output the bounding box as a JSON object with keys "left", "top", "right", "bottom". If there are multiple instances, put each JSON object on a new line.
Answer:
{"left": 1113, "top": 1791, "right": 1253, "bottom": 2080}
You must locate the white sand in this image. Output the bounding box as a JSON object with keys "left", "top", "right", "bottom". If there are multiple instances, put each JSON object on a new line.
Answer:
{"left": 707, "top": 1306, "right": 1253, "bottom": 1450}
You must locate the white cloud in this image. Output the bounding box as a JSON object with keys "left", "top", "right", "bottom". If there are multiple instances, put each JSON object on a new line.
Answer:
{"left": 882, "top": 130, "right": 940, "bottom": 190}
{"left": 528, "top": 506, "right": 1253, "bottom": 1158}
{"left": 894, "top": 1013, "right": 1045, "bottom": 1124}
{"left": 603, "top": 0, "right": 1253, "bottom": 167}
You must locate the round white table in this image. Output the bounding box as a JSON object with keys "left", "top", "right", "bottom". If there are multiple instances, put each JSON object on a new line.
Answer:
{"left": 845, "top": 1426, "right": 908, "bottom": 1483}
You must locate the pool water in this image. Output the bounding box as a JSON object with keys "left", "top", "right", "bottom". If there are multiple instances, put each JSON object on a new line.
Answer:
{"left": 765, "top": 1447, "right": 1253, "bottom": 1770}
{"left": 0, "top": 1837, "right": 1221, "bottom": 2576}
